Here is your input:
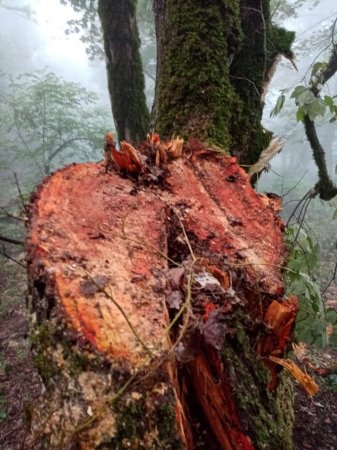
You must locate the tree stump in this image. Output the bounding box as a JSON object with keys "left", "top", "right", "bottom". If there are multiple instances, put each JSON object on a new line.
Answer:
{"left": 26, "top": 145, "right": 297, "bottom": 449}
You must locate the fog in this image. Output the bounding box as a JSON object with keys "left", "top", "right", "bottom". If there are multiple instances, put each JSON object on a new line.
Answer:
{"left": 260, "top": 0, "right": 337, "bottom": 193}
{"left": 0, "top": 0, "right": 113, "bottom": 203}
{"left": 256, "top": 0, "right": 337, "bottom": 282}
{"left": 0, "top": 0, "right": 108, "bottom": 99}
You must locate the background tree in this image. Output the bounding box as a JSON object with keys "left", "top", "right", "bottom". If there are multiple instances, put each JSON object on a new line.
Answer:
{"left": 61, "top": 0, "right": 150, "bottom": 142}
{"left": 0, "top": 71, "right": 110, "bottom": 186}
{"left": 98, "top": 0, "right": 149, "bottom": 142}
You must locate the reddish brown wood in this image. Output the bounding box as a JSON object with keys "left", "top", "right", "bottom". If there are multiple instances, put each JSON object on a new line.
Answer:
{"left": 26, "top": 147, "right": 296, "bottom": 448}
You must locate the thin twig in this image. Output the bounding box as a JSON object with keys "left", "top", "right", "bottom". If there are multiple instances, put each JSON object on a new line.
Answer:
{"left": 0, "top": 234, "right": 24, "bottom": 246}
{"left": 286, "top": 188, "right": 316, "bottom": 227}
{"left": 0, "top": 207, "right": 25, "bottom": 222}
{"left": 116, "top": 211, "right": 182, "bottom": 267}
{"left": 282, "top": 170, "right": 308, "bottom": 198}
{"left": 0, "top": 245, "right": 26, "bottom": 268}
{"left": 174, "top": 209, "right": 196, "bottom": 261}
{"left": 322, "top": 261, "right": 337, "bottom": 295}
{"left": 70, "top": 263, "right": 196, "bottom": 438}
{"left": 13, "top": 171, "right": 29, "bottom": 214}
{"left": 84, "top": 271, "right": 152, "bottom": 356}
{"left": 293, "top": 195, "right": 313, "bottom": 244}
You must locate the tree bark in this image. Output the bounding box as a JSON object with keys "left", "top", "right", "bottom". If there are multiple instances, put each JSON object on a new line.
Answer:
{"left": 25, "top": 146, "right": 297, "bottom": 449}
{"left": 153, "top": 0, "right": 294, "bottom": 164}
{"left": 98, "top": 0, "right": 149, "bottom": 142}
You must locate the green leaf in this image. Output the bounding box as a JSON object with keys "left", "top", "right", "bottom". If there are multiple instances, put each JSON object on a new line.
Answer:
{"left": 296, "top": 107, "right": 305, "bottom": 122}
{"left": 291, "top": 85, "right": 307, "bottom": 99}
{"left": 324, "top": 95, "right": 334, "bottom": 112}
{"left": 325, "top": 308, "right": 337, "bottom": 324}
{"left": 307, "top": 98, "right": 326, "bottom": 120}
{"left": 310, "top": 62, "right": 326, "bottom": 80}
{"left": 270, "top": 94, "right": 286, "bottom": 117}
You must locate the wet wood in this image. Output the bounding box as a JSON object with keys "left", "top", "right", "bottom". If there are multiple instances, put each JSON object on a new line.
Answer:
{"left": 26, "top": 146, "right": 297, "bottom": 449}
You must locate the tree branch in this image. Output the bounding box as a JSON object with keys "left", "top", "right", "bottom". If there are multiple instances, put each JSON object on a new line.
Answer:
{"left": 0, "top": 207, "right": 25, "bottom": 222}
{"left": 48, "top": 136, "right": 94, "bottom": 169}
{"left": 0, "top": 234, "right": 24, "bottom": 246}
{"left": 303, "top": 116, "right": 337, "bottom": 200}
{"left": 13, "top": 171, "right": 29, "bottom": 214}
{"left": 304, "top": 42, "right": 337, "bottom": 200}
{"left": 0, "top": 245, "right": 26, "bottom": 268}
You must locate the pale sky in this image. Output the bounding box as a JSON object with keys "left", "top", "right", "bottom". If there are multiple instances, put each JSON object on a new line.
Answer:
{"left": 32, "top": 0, "right": 93, "bottom": 80}
{"left": 26, "top": 0, "right": 108, "bottom": 100}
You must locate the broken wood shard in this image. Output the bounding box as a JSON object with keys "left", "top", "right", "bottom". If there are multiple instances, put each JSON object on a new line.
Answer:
{"left": 26, "top": 145, "right": 297, "bottom": 449}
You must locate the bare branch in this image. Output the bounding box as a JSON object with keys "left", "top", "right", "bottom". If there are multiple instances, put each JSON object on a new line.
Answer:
{"left": 13, "top": 171, "right": 29, "bottom": 214}
{"left": 0, "top": 207, "right": 25, "bottom": 222}
{"left": 0, "top": 234, "right": 24, "bottom": 246}
{"left": 0, "top": 244, "right": 26, "bottom": 268}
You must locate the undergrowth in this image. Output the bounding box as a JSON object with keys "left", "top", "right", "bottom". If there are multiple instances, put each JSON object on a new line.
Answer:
{"left": 285, "top": 225, "right": 337, "bottom": 347}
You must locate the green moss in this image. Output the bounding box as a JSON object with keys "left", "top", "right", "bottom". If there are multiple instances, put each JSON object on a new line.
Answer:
{"left": 156, "top": 400, "right": 179, "bottom": 443}
{"left": 98, "top": 0, "right": 149, "bottom": 142}
{"left": 155, "top": 1, "right": 295, "bottom": 165}
{"left": 228, "top": 2, "right": 295, "bottom": 165}
{"left": 222, "top": 324, "right": 294, "bottom": 449}
{"left": 30, "top": 322, "right": 59, "bottom": 383}
{"left": 113, "top": 395, "right": 146, "bottom": 448}
{"left": 156, "top": 0, "right": 243, "bottom": 149}
{"left": 62, "top": 343, "right": 92, "bottom": 377}
{"left": 111, "top": 385, "right": 183, "bottom": 449}
{"left": 30, "top": 321, "right": 101, "bottom": 383}
{"left": 269, "top": 26, "right": 295, "bottom": 59}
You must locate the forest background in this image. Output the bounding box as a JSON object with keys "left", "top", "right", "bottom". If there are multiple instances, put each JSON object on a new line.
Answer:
{"left": 0, "top": 0, "right": 337, "bottom": 447}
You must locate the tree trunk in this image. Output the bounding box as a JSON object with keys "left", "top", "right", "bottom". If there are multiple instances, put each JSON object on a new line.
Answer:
{"left": 25, "top": 145, "right": 297, "bottom": 448}
{"left": 153, "top": 0, "right": 294, "bottom": 164}
{"left": 98, "top": 0, "right": 149, "bottom": 142}
{"left": 24, "top": 1, "right": 300, "bottom": 448}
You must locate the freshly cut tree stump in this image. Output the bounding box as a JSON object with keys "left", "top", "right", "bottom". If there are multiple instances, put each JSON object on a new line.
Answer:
{"left": 26, "top": 145, "right": 297, "bottom": 449}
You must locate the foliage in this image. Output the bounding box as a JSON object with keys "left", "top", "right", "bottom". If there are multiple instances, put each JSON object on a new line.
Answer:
{"left": 60, "top": 0, "right": 103, "bottom": 59}
{"left": 270, "top": 0, "right": 320, "bottom": 21}
{"left": 285, "top": 225, "right": 337, "bottom": 346}
{"left": 271, "top": 83, "right": 337, "bottom": 123}
{"left": 291, "top": 86, "right": 337, "bottom": 122}
{"left": 0, "top": 71, "right": 111, "bottom": 186}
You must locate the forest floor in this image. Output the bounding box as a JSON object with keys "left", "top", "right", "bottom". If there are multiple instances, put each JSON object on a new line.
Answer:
{"left": 0, "top": 259, "right": 337, "bottom": 449}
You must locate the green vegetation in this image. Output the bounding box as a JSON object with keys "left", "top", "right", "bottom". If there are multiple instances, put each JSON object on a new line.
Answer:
{"left": 112, "top": 385, "right": 182, "bottom": 449}
{"left": 0, "top": 71, "right": 110, "bottom": 186}
{"left": 155, "top": 0, "right": 294, "bottom": 164}
{"left": 285, "top": 224, "right": 337, "bottom": 346}
{"left": 222, "top": 325, "right": 294, "bottom": 449}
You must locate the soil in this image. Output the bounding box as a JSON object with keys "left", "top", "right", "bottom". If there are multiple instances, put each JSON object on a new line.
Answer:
{"left": 0, "top": 258, "right": 337, "bottom": 450}
{"left": 0, "top": 259, "right": 43, "bottom": 450}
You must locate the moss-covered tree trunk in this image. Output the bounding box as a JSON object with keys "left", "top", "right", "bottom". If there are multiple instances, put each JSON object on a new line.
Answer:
{"left": 153, "top": 0, "right": 294, "bottom": 164}
{"left": 98, "top": 0, "right": 149, "bottom": 142}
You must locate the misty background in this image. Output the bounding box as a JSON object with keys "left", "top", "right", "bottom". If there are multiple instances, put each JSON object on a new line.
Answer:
{"left": 0, "top": 0, "right": 337, "bottom": 286}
